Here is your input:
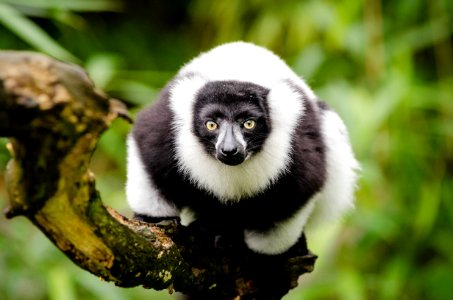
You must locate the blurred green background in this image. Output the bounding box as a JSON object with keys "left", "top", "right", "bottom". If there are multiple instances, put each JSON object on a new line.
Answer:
{"left": 0, "top": 0, "right": 452, "bottom": 299}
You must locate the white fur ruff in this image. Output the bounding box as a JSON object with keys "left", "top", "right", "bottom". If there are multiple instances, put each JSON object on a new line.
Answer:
{"left": 179, "top": 42, "right": 316, "bottom": 98}
{"left": 169, "top": 42, "right": 309, "bottom": 201}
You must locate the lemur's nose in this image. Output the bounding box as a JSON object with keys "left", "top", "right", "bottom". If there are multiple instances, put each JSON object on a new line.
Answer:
{"left": 220, "top": 146, "right": 239, "bottom": 157}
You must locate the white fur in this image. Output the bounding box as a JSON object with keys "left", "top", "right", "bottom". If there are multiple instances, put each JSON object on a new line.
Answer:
{"left": 179, "top": 42, "right": 316, "bottom": 99}
{"left": 179, "top": 207, "right": 197, "bottom": 226}
{"left": 171, "top": 79, "right": 305, "bottom": 201}
{"left": 307, "top": 110, "right": 360, "bottom": 227}
{"left": 126, "top": 136, "right": 178, "bottom": 217}
{"left": 169, "top": 42, "right": 310, "bottom": 201}
{"left": 244, "top": 198, "right": 317, "bottom": 255}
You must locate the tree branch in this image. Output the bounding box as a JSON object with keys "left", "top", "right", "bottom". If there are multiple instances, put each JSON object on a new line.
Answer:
{"left": 0, "top": 51, "right": 316, "bottom": 299}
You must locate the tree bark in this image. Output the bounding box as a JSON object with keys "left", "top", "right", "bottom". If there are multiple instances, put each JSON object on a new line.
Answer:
{"left": 0, "top": 51, "right": 316, "bottom": 300}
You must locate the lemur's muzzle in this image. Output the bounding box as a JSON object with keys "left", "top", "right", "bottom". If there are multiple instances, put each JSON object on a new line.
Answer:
{"left": 215, "top": 123, "right": 246, "bottom": 166}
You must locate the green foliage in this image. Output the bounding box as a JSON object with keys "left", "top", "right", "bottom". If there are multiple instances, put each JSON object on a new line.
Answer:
{"left": 1, "top": 0, "right": 452, "bottom": 299}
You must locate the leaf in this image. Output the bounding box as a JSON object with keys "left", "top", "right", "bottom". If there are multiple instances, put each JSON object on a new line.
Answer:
{"left": 0, "top": 3, "right": 78, "bottom": 62}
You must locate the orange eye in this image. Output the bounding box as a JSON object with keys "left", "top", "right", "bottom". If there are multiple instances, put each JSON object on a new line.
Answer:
{"left": 205, "top": 121, "right": 218, "bottom": 131}
{"left": 243, "top": 119, "right": 256, "bottom": 130}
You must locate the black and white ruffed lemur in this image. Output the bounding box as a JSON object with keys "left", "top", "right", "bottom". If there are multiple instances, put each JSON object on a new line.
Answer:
{"left": 126, "top": 41, "right": 360, "bottom": 256}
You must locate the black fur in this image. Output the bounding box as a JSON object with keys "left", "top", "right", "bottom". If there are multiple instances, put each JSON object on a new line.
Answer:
{"left": 317, "top": 100, "right": 330, "bottom": 111}
{"left": 134, "top": 213, "right": 178, "bottom": 223}
{"left": 193, "top": 80, "right": 271, "bottom": 159}
{"left": 132, "top": 78, "right": 326, "bottom": 235}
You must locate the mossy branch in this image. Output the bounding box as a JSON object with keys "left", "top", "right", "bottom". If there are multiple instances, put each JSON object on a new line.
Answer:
{"left": 0, "top": 51, "right": 316, "bottom": 300}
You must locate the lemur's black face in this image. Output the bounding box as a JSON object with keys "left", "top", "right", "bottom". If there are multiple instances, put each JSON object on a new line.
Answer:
{"left": 193, "top": 81, "right": 271, "bottom": 166}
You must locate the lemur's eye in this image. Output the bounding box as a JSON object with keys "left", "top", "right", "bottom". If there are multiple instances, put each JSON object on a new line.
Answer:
{"left": 243, "top": 119, "right": 256, "bottom": 130}
{"left": 205, "top": 121, "right": 218, "bottom": 131}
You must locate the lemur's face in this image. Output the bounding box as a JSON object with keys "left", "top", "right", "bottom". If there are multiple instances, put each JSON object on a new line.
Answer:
{"left": 193, "top": 81, "right": 271, "bottom": 166}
